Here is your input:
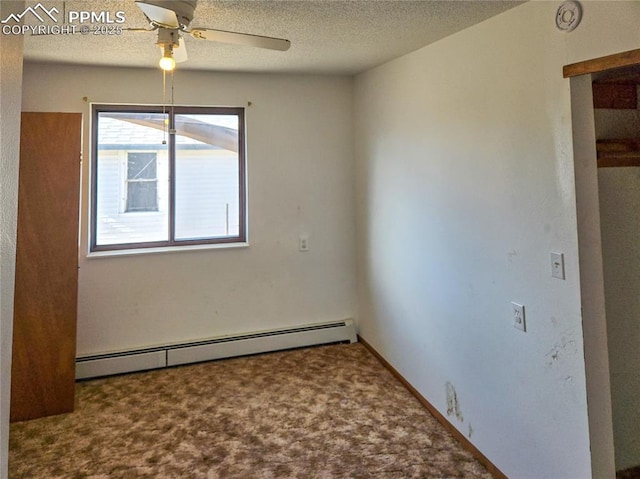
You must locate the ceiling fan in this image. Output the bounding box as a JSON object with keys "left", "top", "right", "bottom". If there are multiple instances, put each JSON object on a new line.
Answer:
{"left": 133, "top": 0, "right": 291, "bottom": 70}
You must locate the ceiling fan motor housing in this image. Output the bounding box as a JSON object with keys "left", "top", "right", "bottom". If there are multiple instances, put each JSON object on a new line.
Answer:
{"left": 156, "top": 28, "right": 180, "bottom": 48}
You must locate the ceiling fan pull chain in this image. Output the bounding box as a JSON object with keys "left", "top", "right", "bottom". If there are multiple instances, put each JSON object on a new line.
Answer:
{"left": 162, "top": 69, "right": 168, "bottom": 145}
{"left": 171, "top": 70, "right": 175, "bottom": 111}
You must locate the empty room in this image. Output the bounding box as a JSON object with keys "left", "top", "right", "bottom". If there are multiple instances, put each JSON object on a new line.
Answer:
{"left": 2, "top": 1, "right": 640, "bottom": 478}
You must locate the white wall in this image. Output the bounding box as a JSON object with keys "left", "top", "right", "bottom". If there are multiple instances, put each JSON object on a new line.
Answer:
{"left": 21, "top": 64, "right": 356, "bottom": 355}
{"left": 596, "top": 108, "right": 640, "bottom": 469}
{"left": 0, "top": 2, "right": 24, "bottom": 477}
{"left": 354, "top": 2, "right": 640, "bottom": 478}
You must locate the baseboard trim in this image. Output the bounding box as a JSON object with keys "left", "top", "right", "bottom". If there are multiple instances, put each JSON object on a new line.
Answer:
{"left": 358, "top": 335, "right": 508, "bottom": 479}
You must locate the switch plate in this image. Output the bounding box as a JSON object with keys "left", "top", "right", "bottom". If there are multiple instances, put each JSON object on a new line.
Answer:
{"left": 299, "top": 235, "right": 309, "bottom": 252}
{"left": 551, "top": 252, "right": 565, "bottom": 280}
{"left": 511, "top": 302, "right": 526, "bottom": 332}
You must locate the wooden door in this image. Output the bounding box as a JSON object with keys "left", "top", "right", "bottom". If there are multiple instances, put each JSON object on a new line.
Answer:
{"left": 10, "top": 112, "right": 82, "bottom": 422}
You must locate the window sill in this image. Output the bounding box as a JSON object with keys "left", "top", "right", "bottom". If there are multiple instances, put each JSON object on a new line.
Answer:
{"left": 86, "top": 242, "right": 250, "bottom": 259}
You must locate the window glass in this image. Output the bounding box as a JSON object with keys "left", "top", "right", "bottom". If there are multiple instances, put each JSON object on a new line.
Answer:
{"left": 175, "top": 114, "right": 240, "bottom": 240}
{"left": 95, "top": 112, "right": 169, "bottom": 246}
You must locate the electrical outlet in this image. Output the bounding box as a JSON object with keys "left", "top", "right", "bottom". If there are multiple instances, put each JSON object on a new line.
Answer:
{"left": 511, "top": 302, "right": 526, "bottom": 332}
{"left": 299, "top": 235, "right": 309, "bottom": 252}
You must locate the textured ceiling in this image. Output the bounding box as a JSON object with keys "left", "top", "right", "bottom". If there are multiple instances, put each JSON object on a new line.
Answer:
{"left": 22, "top": 0, "right": 523, "bottom": 75}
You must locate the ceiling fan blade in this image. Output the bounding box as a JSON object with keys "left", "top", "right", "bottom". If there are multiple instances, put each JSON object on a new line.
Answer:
{"left": 158, "top": 37, "right": 188, "bottom": 64}
{"left": 135, "top": 1, "right": 180, "bottom": 29}
{"left": 189, "top": 28, "right": 291, "bottom": 52}
{"left": 174, "top": 37, "right": 188, "bottom": 63}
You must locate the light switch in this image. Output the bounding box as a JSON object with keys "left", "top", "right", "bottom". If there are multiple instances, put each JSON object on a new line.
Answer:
{"left": 551, "top": 252, "right": 565, "bottom": 280}
{"left": 511, "top": 302, "right": 526, "bottom": 332}
{"left": 299, "top": 235, "right": 309, "bottom": 252}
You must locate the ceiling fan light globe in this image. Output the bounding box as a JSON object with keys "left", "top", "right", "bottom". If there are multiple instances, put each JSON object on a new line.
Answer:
{"left": 159, "top": 55, "right": 176, "bottom": 71}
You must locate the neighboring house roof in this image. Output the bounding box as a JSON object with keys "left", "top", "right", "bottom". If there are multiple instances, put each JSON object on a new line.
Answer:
{"left": 98, "top": 115, "right": 238, "bottom": 152}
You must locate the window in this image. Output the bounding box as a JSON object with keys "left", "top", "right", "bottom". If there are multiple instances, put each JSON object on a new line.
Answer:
{"left": 126, "top": 152, "right": 158, "bottom": 212}
{"left": 91, "top": 105, "right": 246, "bottom": 252}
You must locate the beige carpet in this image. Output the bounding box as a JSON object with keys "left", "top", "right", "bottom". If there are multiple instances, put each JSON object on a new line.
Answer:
{"left": 10, "top": 343, "right": 493, "bottom": 478}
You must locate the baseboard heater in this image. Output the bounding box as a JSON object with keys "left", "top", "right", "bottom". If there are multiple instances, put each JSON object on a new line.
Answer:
{"left": 76, "top": 319, "right": 357, "bottom": 380}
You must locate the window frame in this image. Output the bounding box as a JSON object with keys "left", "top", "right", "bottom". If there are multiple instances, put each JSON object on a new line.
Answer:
{"left": 90, "top": 104, "right": 246, "bottom": 253}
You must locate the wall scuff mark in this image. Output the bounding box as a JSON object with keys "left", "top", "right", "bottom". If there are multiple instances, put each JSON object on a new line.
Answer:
{"left": 446, "top": 382, "right": 464, "bottom": 423}
{"left": 545, "top": 330, "right": 578, "bottom": 370}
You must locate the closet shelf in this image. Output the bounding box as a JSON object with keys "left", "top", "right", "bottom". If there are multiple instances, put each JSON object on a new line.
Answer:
{"left": 596, "top": 139, "right": 640, "bottom": 168}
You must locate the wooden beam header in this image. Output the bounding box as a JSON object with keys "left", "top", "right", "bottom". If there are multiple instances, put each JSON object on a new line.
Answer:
{"left": 563, "top": 48, "right": 640, "bottom": 78}
{"left": 596, "top": 139, "right": 640, "bottom": 168}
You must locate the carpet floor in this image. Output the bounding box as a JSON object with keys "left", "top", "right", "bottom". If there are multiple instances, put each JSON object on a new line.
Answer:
{"left": 10, "top": 342, "right": 493, "bottom": 478}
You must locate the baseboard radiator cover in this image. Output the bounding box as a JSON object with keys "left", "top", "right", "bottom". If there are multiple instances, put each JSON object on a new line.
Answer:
{"left": 76, "top": 319, "right": 357, "bottom": 380}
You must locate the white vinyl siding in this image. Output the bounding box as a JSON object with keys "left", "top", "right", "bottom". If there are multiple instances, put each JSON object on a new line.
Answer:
{"left": 175, "top": 151, "right": 240, "bottom": 239}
